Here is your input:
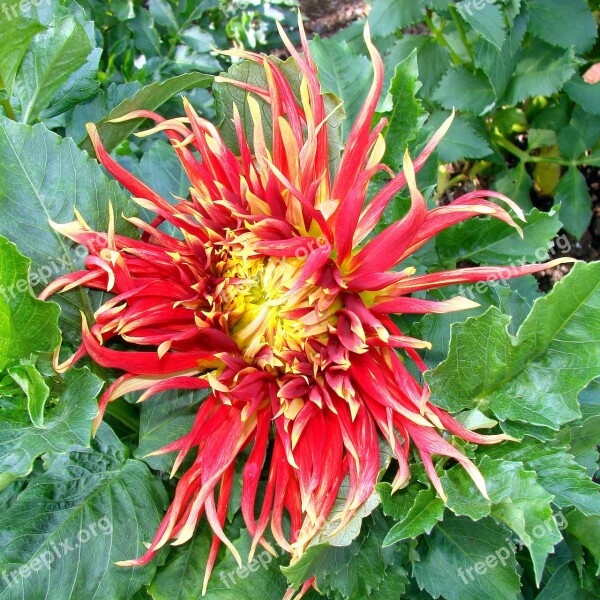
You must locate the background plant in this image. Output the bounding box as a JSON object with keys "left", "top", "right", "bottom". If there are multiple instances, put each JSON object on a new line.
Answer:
{"left": 0, "top": 1, "right": 598, "bottom": 599}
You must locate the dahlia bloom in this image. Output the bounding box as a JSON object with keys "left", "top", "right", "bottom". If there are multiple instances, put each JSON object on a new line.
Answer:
{"left": 42, "top": 20, "right": 568, "bottom": 596}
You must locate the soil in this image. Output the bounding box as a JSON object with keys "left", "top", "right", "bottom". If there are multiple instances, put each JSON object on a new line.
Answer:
{"left": 296, "top": 0, "right": 600, "bottom": 276}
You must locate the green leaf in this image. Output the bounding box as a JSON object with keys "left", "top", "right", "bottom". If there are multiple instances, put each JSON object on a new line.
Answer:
{"left": 0, "top": 117, "right": 135, "bottom": 340}
{"left": 134, "top": 140, "right": 192, "bottom": 204}
{"left": 0, "top": 368, "right": 101, "bottom": 489}
{"left": 368, "top": 0, "right": 425, "bottom": 38}
{"left": 13, "top": 16, "right": 93, "bottom": 124}
{"left": 536, "top": 562, "right": 595, "bottom": 600}
{"left": 0, "top": 237, "right": 60, "bottom": 371}
{"left": 0, "top": 424, "right": 168, "bottom": 600}
{"left": 150, "top": 527, "right": 289, "bottom": 600}
{"left": 0, "top": 0, "right": 46, "bottom": 97}
{"left": 442, "top": 457, "right": 562, "bottom": 583}
{"left": 555, "top": 168, "right": 592, "bottom": 239}
{"left": 148, "top": 0, "right": 179, "bottom": 33}
{"left": 456, "top": 0, "right": 507, "bottom": 49}
{"left": 427, "top": 262, "right": 600, "bottom": 431}
{"left": 413, "top": 515, "right": 521, "bottom": 600}
{"left": 135, "top": 388, "right": 209, "bottom": 472}
{"left": 506, "top": 38, "right": 576, "bottom": 104}
{"left": 493, "top": 163, "right": 533, "bottom": 211}
{"left": 425, "top": 111, "right": 492, "bottom": 161}
{"left": 564, "top": 77, "right": 600, "bottom": 117}
{"left": 381, "top": 486, "right": 445, "bottom": 546}
{"left": 282, "top": 513, "right": 401, "bottom": 599}
{"left": 433, "top": 66, "right": 496, "bottom": 115}
{"left": 565, "top": 510, "right": 600, "bottom": 575}
{"left": 567, "top": 415, "right": 600, "bottom": 477}
{"left": 436, "top": 208, "right": 561, "bottom": 267}
{"left": 80, "top": 73, "right": 213, "bottom": 154}
{"left": 7, "top": 362, "right": 49, "bottom": 428}
{"left": 378, "top": 50, "right": 426, "bottom": 170}
{"left": 527, "top": 0, "right": 598, "bottom": 54}
{"left": 485, "top": 440, "right": 600, "bottom": 517}
{"left": 308, "top": 36, "right": 372, "bottom": 142}
{"left": 66, "top": 81, "right": 142, "bottom": 145}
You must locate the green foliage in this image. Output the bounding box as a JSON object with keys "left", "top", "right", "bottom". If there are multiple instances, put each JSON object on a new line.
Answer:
{"left": 358, "top": 0, "right": 600, "bottom": 239}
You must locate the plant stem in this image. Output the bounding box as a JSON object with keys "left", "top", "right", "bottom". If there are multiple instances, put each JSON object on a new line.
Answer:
{"left": 492, "top": 133, "right": 578, "bottom": 167}
{"left": 423, "top": 13, "right": 463, "bottom": 65}
{"left": 0, "top": 75, "right": 16, "bottom": 121}
{"left": 448, "top": 5, "right": 474, "bottom": 63}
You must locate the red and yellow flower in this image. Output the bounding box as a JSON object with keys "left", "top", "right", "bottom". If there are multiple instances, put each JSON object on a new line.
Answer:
{"left": 42, "top": 18, "right": 570, "bottom": 597}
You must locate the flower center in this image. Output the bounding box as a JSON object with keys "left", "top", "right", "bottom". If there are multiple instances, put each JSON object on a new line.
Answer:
{"left": 216, "top": 252, "right": 338, "bottom": 369}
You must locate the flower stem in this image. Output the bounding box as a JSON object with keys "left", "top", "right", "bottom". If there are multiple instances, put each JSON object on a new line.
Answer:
{"left": 0, "top": 75, "right": 16, "bottom": 121}
{"left": 424, "top": 13, "right": 463, "bottom": 65}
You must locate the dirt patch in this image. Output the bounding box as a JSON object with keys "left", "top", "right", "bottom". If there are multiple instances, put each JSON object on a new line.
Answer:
{"left": 298, "top": 0, "right": 368, "bottom": 36}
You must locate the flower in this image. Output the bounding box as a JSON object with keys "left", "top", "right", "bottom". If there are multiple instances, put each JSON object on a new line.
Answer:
{"left": 42, "top": 17, "right": 571, "bottom": 597}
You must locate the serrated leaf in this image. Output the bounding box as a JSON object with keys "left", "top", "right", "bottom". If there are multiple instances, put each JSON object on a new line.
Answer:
{"left": 135, "top": 388, "right": 209, "bottom": 472}
{"left": 425, "top": 111, "right": 492, "bottom": 161}
{"left": 536, "top": 562, "right": 595, "bottom": 600}
{"left": 13, "top": 16, "right": 92, "bottom": 124}
{"left": 413, "top": 515, "right": 521, "bottom": 600}
{"left": 527, "top": 0, "right": 598, "bottom": 55}
{"left": 427, "top": 262, "right": 600, "bottom": 431}
{"left": 0, "top": 0, "right": 46, "bottom": 97}
{"left": 564, "top": 77, "right": 600, "bottom": 117}
{"left": 381, "top": 487, "right": 445, "bottom": 546}
{"left": 442, "top": 457, "right": 562, "bottom": 583}
{"left": 282, "top": 513, "right": 397, "bottom": 599}
{"left": 80, "top": 73, "right": 213, "bottom": 154}
{"left": 0, "top": 368, "right": 101, "bottom": 489}
{"left": 436, "top": 208, "right": 561, "bottom": 267}
{"left": 555, "top": 167, "right": 592, "bottom": 239}
{"left": 485, "top": 440, "right": 600, "bottom": 517}
{"left": 506, "top": 38, "right": 576, "bottom": 104}
{"left": 368, "top": 0, "right": 425, "bottom": 38}
{"left": 378, "top": 50, "right": 426, "bottom": 170}
{"left": 309, "top": 36, "right": 372, "bottom": 141}
{"left": 0, "top": 118, "right": 135, "bottom": 341}
{"left": 565, "top": 509, "right": 600, "bottom": 576}
{"left": 433, "top": 66, "right": 496, "bottom": 115}
{"left": 0, "top": 237, "right": 60, "bottom": 371}
{"left": 150, "top": 527, "right": 289, "bottom": 600}
{"left": 456, "top": 0, "right": 507, "bottom": 49}
{"left": 0, "top": 424, "right": 168, "bottom": 600}
{"left": 493, "top": 163, "right": 533, "bottom": 211}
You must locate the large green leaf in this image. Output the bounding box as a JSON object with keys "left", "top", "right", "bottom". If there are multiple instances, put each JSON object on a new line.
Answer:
{"left": 536, "top": 562, "right": 596, "bottom": 600}
{"left": 433, "top": 66, "right": 496, "bottom": 115}
{"left": 368, "top": 0, "right": 425, "bottom": 38}
{"left": 378, "top": 51, "right": 426, "bottom": 170}
{"left": 0, "top": 424, "right": 168, "bottom": 600}
{"left": 427, "top": 262, "right": 600, "bottom": 431}
{"left": 565, "top": 510, "right": 600, "bottom": 575}
{"left": 0, "top": 367, "right": 101, "bottom": 489}
{"left": 149, "top": 528, "right": 289, "bottom": 600}
{"left": 379, "top": 485, "right": 444, "bottom": 546}
{"left": 0, "top": 237, "right": 60, "bottom": 370}
{"left": 0, "top": 0, "right": 46, "bottom": 97}
{"left": 456, "top": 0, "right": 507, "bottom": 49}
{"left": 282, "top": 513, "right": 402, "bottom": 599}
{"left": 506, "top": 39, "right": 576, "bottom": 104}
{"left": 413, "top": 515, "right": 521, "bottom": 600}
{"left": 0, "top": 117, "right": 134, "bottom": 340}
{"left": 309, "top": 36, "right": 372, "bottom": 142}
{"left": 436, "top": 208, "right": 562, "bottom": 267}
{"left": 555, "top": 167, "right": 592, "bottom": 239}
{"left": 80, "top": 73, "right": 213, "bottom": 154}
{"left": 527, "top": 0, "right": 598, "bottom": 55}
{"left": 441, "top": 457, "right": 562, "bottom": 583}
{"left": 13, "top": 16, "right": 92, "bottom": 124}
{"left": 564, "top": 77, "right": 600, "bottom": 117}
